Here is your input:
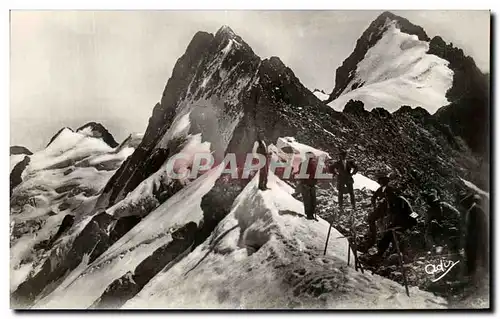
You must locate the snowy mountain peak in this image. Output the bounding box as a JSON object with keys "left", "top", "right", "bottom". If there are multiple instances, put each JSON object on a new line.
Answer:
{"left": 325, "top": 11, "right": 488, "bottom": 156}
{"left": 327, "top": 12, "right": 430, "bottom": 103}
{"left": 369, "top": 11, "right": 430, "bottom": 42}
{"left": 116, "top": 132, "right": 144, "bottom": 150}
{"left": 216, "top": 25, "right": 236, "bottom": 37}
{"left": 76, "top": 122, "right": 119, "bottom": 147}
{"left": 45, "top": 123, "right": 118, "bottom": 150}
{"left": 213, "top": 25, "right": 249, "bottom": 53}
{"left": 326, "top": 12, "right": 453, "bottom": 113}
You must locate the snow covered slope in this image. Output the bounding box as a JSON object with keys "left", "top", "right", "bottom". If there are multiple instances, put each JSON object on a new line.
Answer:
{"left": 34, "top": 165, "right": 224, "bottom": 308}
{"left": 105, "top": 133, "right": 210, "bottom": 219}
{"left": 124, "top": 173, "right": 444, "bottom": 309}
{"left": 460, "top": 178, "right": 489, "bottom": 199}
{"left": 10, "top": 127, "right": 138, "bottom": 294}
{"left": 328, "top": 21, "right": 453, "bottom": 113}
{"left": 312, "top": 89, "right": 329, "bottom": 101}
{"left": 276, "top": 137, "right": 331, "bottom": 159}
{"left": 27, "top": 167, "right": 443, "bottom": 309}
{"left": 352, "top": 173, "right": 380, "bottom": 192}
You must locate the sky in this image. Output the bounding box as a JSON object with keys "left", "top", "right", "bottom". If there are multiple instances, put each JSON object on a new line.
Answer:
{"left": 10, "top": 10, "right": 490, "bottom": 151}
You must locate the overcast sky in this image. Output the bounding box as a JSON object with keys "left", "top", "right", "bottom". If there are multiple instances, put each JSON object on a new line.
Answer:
{"left": 10, "top": 10, "right": 490, "bottom": 151}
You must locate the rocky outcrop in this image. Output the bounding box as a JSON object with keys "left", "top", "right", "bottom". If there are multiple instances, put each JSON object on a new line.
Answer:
{"left": 343, "top": 99, "right": 367, "bottom": 115}
{"left": 10, "top": 156, "right": 30, "bottom": 196}
{"left": 10, "top": 146, "right": 33, "bottom": 156}
{"left": 226, "top": 55, "right": 326, "bottom": 164}
{"left": 46, "top": 123, "right": 119, "bottom": 148}
{"left": 429, "top": 36, "right": 490, "bottom": 156}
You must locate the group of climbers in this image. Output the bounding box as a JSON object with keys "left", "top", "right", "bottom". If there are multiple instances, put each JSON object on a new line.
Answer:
{"left": 255, "top": 137, "right": 488, "bottom": 282}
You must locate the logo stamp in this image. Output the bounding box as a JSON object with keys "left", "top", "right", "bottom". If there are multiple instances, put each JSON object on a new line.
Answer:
{"left": 424, "top": 259, "right": 460, "bottom": 282}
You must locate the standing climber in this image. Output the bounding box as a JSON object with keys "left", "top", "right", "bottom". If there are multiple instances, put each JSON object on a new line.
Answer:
{"left": 364, "top": 174, "right": 396, "bottom": 249}
{"left": 330, "top": 150, "right": 358, "bottom": 210}
{"left": 256, "top": 137, "right": 269, "bottom": 191}
{"left": 459, "top": 192, "right": 489, "bottom": 281}
{"left": 299, "top": 152, "right": 318, "bottom": 220}
{"left": 423, "top": 190, "right": 462, "bottom": 252}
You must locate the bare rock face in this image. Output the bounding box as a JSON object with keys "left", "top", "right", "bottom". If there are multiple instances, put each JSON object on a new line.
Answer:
{"left": 429, "top": 36, "right": 489, "bottom": 157}
{"left": 10, "top": 146, "right": 33, "bottom": 156}
{"left": 343, "top": 99, "right": 367, "bottom": 115}
{"left": 10, "top": 155, "right": 30, "bottom": 196}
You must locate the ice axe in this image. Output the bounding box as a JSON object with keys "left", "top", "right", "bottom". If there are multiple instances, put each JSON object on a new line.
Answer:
{"left": 323, "top": 216, "right": 334, "bottom": 255}
{"left": 323, "top": 212, "right": 364, "bottom": 273}
{"left": 391, "top": 229, "right": 410, "bottom": 297}
{"left": 349, "top": 210, "right": 364, "bottom": 273}
{"left": 322, "top": 182, "right": 338, "bottom": 256}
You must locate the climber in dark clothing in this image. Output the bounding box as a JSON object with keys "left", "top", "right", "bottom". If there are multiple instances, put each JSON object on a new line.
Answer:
{"left": 367, "top": 176, "right": 395, "bottom": 244}
{"left": 374, "top": 194, "right": 416, "bottom": 257}
{"left": 330, "top": 150, "right": 358, "bottom": 210}
{"left": 299, "top": 152, "right": 318, "bottom": 220}
{"left": 459, "top": 193, "right": 489, "bottom": 280}
{"left": 423, "top": 190, "right": 461, "bottom": 252}
{"left": 256, "top": 138, "right": 269, "bottom": 191}
{"left": 362, "top": 174, "right": 417, "bottom": 256}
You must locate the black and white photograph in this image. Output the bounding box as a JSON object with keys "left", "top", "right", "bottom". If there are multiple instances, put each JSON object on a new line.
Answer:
{"left": 9, "top": 9, "right": 491, "bottom": 310}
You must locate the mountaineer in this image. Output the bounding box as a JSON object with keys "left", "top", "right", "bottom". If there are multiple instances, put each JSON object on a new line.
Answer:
{"left": 329, "top": 149, "right": 358, "bottom": 210}
{"left": 298, "top": 152, "right": 319, "bottom": 220}
{"left": 361, "top": 173, "right": 417, "bottom": 260}
{"left": 256, "top": 137, "right": 269, "bottom": 191}
{"left": 459, "top": 192, "right": 489, "bottom": 281}
{"left": 423, "top": 189, "right": 461, "bottom": 253}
